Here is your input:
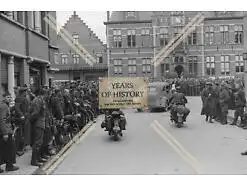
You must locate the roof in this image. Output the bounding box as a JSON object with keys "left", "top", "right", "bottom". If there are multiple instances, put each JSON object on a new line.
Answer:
{"left": 109, "top": 11, "right": 153, "bottom": 22}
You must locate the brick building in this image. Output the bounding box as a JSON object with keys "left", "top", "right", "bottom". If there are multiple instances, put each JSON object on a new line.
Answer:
{"left": 104, "top": 11, "right": 247, "bottom": 79}
{"left": 104, "top": 11, "right": 154, "bottom": 79}
{"left": 51, "top": 12, "right": 108, "bottom": 81}
{"left": 0, "top": 11, "right": 58, "bottom": 101}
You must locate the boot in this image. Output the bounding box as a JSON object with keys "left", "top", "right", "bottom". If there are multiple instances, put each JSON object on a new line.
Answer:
{"left": 5, "top": 164, "right": 19, "bottom": 172}
{"left": 41, "top": 154, "right": 50, "bottom": 160}
{"left": 230, "top": 118, "right": 237, "bottom": 126}
{"left": 206, "top": 116, "right": 208, "bottom": 122}
{"left": 221, "top": 115, "right": 228, "bottom": 125}
{"left": 209, "top": 117, "right": 213, "bottom": 123}
{"left": 31, "top": 150, "right": 43, "bottom": 167}
{"left": 0, "top": 167, "right": 4, "bottom": 173}
{"left": 101, "top": 121, "right": 106, "bottom": 128}
{"left": 39, "top": 157, "right": 48, "bottom": 163}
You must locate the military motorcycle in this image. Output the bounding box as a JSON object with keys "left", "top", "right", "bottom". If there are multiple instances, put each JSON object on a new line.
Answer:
{"left": 108, "top": 111, "right": 123, "bottom": 141}
{"left": 169, "top": 104, "right": 185, "bottom": 128}
{"left": 53, "top": 119, "right": 71, "bottom": 151}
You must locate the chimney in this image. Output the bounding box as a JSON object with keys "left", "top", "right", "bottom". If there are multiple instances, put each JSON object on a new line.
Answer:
{"left": 107, "top": 11, "right": 110, "bottom": 21}
{"left": 73, "top": 11, "right": 76, "bottom": 16}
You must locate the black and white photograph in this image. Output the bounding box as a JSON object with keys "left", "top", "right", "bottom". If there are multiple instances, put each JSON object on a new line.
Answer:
{"left": 1, "top": 0, "right": 247, "bottom": 186}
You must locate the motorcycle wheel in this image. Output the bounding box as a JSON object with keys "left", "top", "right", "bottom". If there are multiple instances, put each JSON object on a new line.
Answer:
{"left": 113, "top": 133, "right": 118, "bottom": 141}
{"left": 176, "top": 122, "right": 182, "bottom": 128}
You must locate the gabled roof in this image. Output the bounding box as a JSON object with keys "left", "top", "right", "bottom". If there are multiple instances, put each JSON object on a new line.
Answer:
{"left": 60, "top": 12, "right": 104, "bottom": 46}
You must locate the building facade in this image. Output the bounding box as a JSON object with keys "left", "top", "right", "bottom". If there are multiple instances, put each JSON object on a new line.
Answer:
{"left": 104, "top": 11, "right": 154, "bottom": 79}
{"left": 104, "top": 11, "right": 246, "bottom": 79}
{"left": 0, "top": 11, "right": 58, "bottom": 101}
{"left": 51, "top": 12, "right": 108, "bottom": 82}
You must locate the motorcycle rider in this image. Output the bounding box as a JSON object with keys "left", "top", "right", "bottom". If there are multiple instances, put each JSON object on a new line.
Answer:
{"left": 101, "top": 108, "right": 126, "bottom": 132}
{"left": 168, "top": 85, "right": 190, "bottom": 123}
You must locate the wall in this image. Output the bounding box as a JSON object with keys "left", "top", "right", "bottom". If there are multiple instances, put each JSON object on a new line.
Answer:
{"left": 28, "top": 31, "right": 49, "bottom": 61}
{"left": 0, "top": 16, "right": 26, "bottom": 56}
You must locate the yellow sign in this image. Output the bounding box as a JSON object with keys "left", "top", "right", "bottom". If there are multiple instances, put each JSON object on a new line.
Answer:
{"left": 99, "top": 77, "right": 148, "bottom": 109}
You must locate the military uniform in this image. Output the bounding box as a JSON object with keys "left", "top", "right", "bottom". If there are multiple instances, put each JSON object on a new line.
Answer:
{"left": 29, "top": 94, "right": 46, "bottom": 166}
{"left": 201, "top": 83, "right": 217, "bottom": 122}
{"left": 231, "top": 88, "right": 246, "bottom": 126}
{"left": 168, "top": 91, "right": 190, "bottom": 122}
{"left": 63, "top": 94, "right": 74, "bottom": 116}
{"left": 50, "top": 93, "right": 64, "bottom": 120}
{"left": 0, "top": 99, "right": 19, "bottom": 172}
{"left": 40, "top": 93, "right": 55, "bottom": 158}
{"left": 14, "top": 87, "right": 31, "bottom": 152}
{"left": 219, "top": 86, "right": 230, "bottom": 125}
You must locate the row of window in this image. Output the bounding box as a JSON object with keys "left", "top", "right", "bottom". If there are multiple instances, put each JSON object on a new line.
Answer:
{"left": 113, "top": 55, "right": 245, "bottom": 75}
{"left": 111, "top": 24, "right": 244, "bottom": 48}
{"left": 0, "top": 11, "right": 49, "bottom": 36}
{"left": 112, "top": 25, "right": 243, "bottom": 36}
{"left": 57, "top": 53, "right": 103, "bottom": 65}
{"left": 113, "top": 65, "right": 152, "bottom": 74}
{"left": 113, "top": 59, "right": 152, "bottom": 65}
{"left": 113, "top": 58, "right": 152, "bottom": 74}
{"left": 206, "top": 55, "right": 244, "bottom": 75}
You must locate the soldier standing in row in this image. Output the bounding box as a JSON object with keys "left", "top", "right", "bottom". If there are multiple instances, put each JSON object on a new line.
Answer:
{"left": 14, "top": 87, "right": 31, "bottom": 155}
{"left": 50, "top": 89, "right": 64, "bottom": 122}
{"left": 201, "top": 82, "right": 217, "bottom": 123}
{"left": 0, "top": 92, "right": 19, "bottom": 173}
{"left": 230, "top": 83, "right": 246, "bottom": 127}
{"left": 219, "top": 83, "right": 230, "bottom": 125}
{"left": 29, "top": 89, "right": 47, "bottom": 166}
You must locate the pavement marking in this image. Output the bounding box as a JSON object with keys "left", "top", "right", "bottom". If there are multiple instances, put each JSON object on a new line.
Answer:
{"left": 151, "top": 120, "right": 202, "bottom": 174}
{"left": 154, "top": 120, "right": 201, "bottom": 170}
{"left": 33, "top": 121, "right": 98, "bottom": 175}
{"left": 45, "top": 122, "right": 98, "bottom": 175}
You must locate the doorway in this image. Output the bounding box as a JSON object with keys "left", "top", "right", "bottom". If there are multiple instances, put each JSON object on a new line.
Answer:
{"left": 175, "top": 65, "right": 184, "bottom": 78}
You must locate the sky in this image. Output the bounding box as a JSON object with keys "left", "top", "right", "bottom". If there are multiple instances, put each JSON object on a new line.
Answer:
{"left": 56, "top": 11, "right": 108, "bottom": 44}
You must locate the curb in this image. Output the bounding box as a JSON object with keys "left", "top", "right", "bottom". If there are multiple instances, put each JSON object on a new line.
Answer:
{"left": 32, "top": 120, "right": 96, "bottom": 175}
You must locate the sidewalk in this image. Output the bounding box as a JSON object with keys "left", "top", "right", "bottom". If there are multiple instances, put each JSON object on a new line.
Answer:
{"left": 1, "top": 149, "right": 39, "bottom": 175}
{"left": 1, "top": 119, "right": 98, "bottom": 175}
